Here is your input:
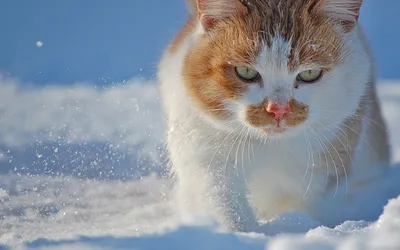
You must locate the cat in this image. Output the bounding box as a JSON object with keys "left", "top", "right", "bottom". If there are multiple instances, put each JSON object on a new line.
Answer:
{"left": 158, "top": 0, "right": 390, "bottom": 232}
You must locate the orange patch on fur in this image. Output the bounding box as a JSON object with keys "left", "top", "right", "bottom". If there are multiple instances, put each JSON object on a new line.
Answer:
{"left": 246, "top": 101, "right": 275, "bottom": 127}
{"left": 182, "top": 18, "right": 259, "bottom": 118}
{"left": 285, "top": 99, "right": 309, "bottom": 127}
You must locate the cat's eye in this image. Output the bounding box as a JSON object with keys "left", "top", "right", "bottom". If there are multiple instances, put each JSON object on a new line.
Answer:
{"left": 297, "top": 69, "right": 323, "bottom": 83}
{"left": 235, "top": 66, "right": 260, "bottom": 81}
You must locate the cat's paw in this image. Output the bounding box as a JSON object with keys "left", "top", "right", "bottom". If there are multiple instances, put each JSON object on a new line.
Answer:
{"left": 256, "top": 212, "right": 321, "bottom": 236}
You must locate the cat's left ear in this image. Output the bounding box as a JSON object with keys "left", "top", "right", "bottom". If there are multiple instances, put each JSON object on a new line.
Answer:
{"left": 320, "top": 0, "right": 363, "bottom": 30}
{"left": 196, "top": 0, "right": 248, "bottom": 30}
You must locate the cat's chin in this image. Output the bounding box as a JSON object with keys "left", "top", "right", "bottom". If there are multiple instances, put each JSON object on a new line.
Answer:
{"left": 205, "top": 114, "right": 307, "bottom": 140}
{"left": 261, "top": 127, "right": 286, "bottom": 134}
{"left": 251, "top": 124, "right": 306, "bottom": 140}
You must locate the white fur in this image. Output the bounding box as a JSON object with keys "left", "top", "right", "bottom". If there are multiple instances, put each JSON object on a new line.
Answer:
{"left": 240, "top": 84, "right": 264, "bottom": 105}
{"left": 158, "top": 19, "right": 378, "bottom": 231}
{"left": 254, "top": 37, "right": 293, "bottom": 105}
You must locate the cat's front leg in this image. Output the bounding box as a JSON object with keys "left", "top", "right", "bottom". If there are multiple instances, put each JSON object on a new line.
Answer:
{"left": 221, "top": 179, "right": 260, "bottom": 232}
{"left": 173, "top": 158, "right": 259, "bottom": 232}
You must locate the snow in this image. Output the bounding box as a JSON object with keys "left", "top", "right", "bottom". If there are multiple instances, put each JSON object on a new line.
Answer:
{"left": 0, "top": 78, "right": 400, "bottom": 249}
{"left": 35, "top": 41, "right": 43, "bottom": 48}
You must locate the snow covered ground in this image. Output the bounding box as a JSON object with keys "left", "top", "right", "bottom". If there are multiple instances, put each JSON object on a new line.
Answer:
{"left": 0, "top": 78, "right": 400, "bottom": 249}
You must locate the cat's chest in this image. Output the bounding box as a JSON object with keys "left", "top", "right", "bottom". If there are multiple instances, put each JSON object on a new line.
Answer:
{"left": 251, "top": 142, "right": 311, "bottom": 173}
{"left": 206, "top": 136, "right": 312, "bottom": 176}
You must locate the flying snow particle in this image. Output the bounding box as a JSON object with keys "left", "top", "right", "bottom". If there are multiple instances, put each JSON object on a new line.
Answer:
{"left": 0, "top": 151, "right": 5, "bottom": 162}
{"left": 0, "top": 188, "right": 9, "bottom": 200}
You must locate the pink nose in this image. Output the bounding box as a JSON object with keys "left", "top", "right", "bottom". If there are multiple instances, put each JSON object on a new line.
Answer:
{"left": 265, "top": 102, "right": 291, "bottom": 121}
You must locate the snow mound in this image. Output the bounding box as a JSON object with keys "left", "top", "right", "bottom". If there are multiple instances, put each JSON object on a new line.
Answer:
{"left": 18, "top": 194, "right": 400, "bottom": 250}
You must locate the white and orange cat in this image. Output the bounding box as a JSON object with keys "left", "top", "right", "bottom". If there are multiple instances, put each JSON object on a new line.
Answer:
{"left": 158, "top": 0, "right": 390, "bottom": 232}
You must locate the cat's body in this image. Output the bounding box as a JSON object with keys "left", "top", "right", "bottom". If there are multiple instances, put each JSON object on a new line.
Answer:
{"left": 158, "top": 0, "right": 390, "bottom": 232}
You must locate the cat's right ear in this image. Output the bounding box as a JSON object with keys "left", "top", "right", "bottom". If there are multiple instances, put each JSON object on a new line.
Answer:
{"left": 318, "top": 0, "right": 363, "bottom": 31}
{"left": 196, "top": 0, "right": 247, "bottom": 30}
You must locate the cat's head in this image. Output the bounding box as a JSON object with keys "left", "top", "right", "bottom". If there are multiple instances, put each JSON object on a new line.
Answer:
{"left": 183, "top": 0, "right": 370, "bottom": 139}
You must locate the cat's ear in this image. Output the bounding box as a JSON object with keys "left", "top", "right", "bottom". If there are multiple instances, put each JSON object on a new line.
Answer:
{"left": 320, "top": 0, "right": 363, "bottom": 30}
{"left": 196, "top": 0, "right": 247, "bottom": 30}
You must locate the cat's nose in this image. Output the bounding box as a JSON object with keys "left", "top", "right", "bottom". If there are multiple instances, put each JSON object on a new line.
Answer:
{"left": 265, "top": 102, "right": 291, "bottom": 121}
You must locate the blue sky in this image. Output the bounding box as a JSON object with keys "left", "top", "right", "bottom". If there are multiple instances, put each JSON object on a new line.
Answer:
{"left": 0, "top": 0, "right": 398, "bottom": 85}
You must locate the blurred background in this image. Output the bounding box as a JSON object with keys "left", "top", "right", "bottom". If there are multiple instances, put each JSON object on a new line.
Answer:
{"left": 1, "top": 0, "right": 399, "bottom": 85}
{"left": 0, "top": 0, "right": 188, "bottom": 85}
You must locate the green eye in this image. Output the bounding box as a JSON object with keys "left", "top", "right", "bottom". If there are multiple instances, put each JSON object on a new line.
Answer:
{"left": 297, "top": 69, "right": 323, "bottom": 83}
{"left": 235, "top": 66, "right": 259, "bottom": 81}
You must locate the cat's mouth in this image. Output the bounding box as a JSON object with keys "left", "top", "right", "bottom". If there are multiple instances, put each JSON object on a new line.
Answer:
{"left": 262, "top": 127, "right": 286, "bottom": 134}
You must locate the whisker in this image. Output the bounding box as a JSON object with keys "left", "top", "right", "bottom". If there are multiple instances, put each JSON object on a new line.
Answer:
{"left": 302, "top": 130, "right": 311, "bottom": 178}
{"left": 317, "top": 115, "right": 378, "bottom": 159}
{"left": 303, "top": 129, "right": 315, "bottom": 198}
{"left": 247, "top": 128, "right": 254, "bottom": 166}
{"left": 207, "top": 122, "right": 242, "bottom": 174}
{"left": 312, "top": 126, "right": 348, "bottom": 197}
{"left": 234, "top": 127, "right": 247, "bottom": 177}
{"left": 224, "top": 125, "right": 246, "bottom": 182}
{"left": 309, "top": 127, "right": 340, "bottom": 196}
{"left": 314, "top": 108, "right": 385, "bottom": 131}
{"left": 315, "top": 120, "right": 354, "bottom": 173}
{"left": 241, "top": 127, "right": 251, "bottom": 191}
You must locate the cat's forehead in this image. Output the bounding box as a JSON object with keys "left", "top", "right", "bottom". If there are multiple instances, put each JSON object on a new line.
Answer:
{"left": 246, "top": 0, "right": 330, "bottom": 41}
{"left": 246, "top": 0, "right": 316, "bottom": 24}
{"left": 211, "top": 0, "right": 345, "bottom": 70}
